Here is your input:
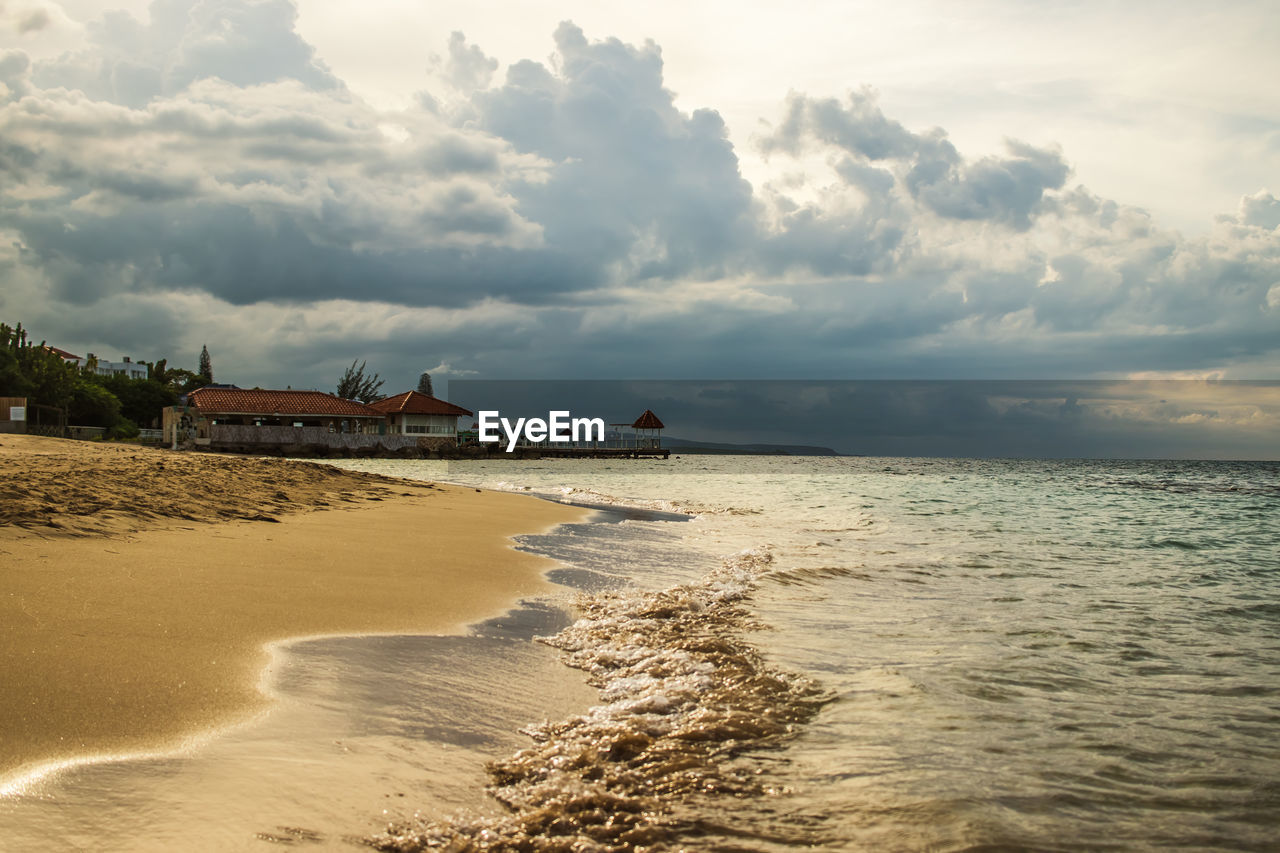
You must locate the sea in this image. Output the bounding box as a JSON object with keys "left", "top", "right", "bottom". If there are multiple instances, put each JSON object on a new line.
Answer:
{"left": 3, "top": 455, "right": 1278, "bottom": 851}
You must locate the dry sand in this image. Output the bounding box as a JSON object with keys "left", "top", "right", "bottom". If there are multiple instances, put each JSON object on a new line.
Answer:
{"left": 0, "top": 434, "right": 586, "bottom": 783}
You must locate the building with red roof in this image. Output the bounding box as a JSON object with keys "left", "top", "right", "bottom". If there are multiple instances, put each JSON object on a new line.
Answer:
{"left": 367, "top": 390, "right": 473, "bottom": 438}
{"left": 168, "top": 387, "right": 474, "bottom": 454}
{"left": 42, "top": 346, "right": 148, "bottom": 379}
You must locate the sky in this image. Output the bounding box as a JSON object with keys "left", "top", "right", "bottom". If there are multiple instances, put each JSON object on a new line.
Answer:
{"left": 1, "top": 0, "right": 1278, "bottom": 404}
{"left": 453, "top": 380, "right": 1280, "bottom": 459}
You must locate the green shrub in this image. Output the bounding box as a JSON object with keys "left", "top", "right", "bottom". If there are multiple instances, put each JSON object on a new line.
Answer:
{"left": 68, "top": 380, "right": 122, "bottom": 428}
{"left": 107, "top": 418, "right": 140, "bottom": 439}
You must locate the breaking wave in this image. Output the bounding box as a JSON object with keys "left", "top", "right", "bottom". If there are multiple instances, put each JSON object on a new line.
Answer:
{"left": 371, "top": 549, "right": 830, "bottom": 852}
{"left": 489, "top": 481, "right": 762, "bottom": 518}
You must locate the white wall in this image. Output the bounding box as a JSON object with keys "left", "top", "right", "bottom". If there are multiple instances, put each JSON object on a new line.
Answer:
{"left": 63, "top": 355, "right": 149, "bottom": 380}
{"left": 388, "top": 414, "right": 457, "bottom": 435}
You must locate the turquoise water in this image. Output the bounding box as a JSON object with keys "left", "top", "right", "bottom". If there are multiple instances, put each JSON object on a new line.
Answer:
{"left": 346, "top": 455, "right": 1280, "bottom": 851}
{"left": 745, "top": 458, "right": 1280, "bottom": 850}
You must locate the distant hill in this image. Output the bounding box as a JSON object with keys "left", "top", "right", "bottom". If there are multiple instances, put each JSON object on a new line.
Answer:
{"left": 664, "top": 437, "right": 841, "bottom": 456}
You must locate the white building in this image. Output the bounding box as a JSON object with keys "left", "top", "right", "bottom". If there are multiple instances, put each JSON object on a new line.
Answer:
{"left": 46, "top": 347, "right": 148, "bottom": 380}
{"left": 368, "top": 390, "right": 473, "bottom": 438}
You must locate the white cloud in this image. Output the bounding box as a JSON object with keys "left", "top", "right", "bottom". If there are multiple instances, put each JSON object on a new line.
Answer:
{"left": 0, "top": 2, "right": 1276, "bottom": 391}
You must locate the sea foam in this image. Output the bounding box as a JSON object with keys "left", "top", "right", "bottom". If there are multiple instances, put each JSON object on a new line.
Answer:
{"left": 372, "top": 548, "right": 830, "bottom": 851}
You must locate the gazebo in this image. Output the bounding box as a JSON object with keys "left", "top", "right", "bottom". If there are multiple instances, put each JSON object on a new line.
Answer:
{"left": 631, "top": 409, "right": 664, "bottom": 448}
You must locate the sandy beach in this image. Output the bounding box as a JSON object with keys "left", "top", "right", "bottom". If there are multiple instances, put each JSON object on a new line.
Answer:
{"left": 0, "top": 434, "right": 586, "bottom": 786}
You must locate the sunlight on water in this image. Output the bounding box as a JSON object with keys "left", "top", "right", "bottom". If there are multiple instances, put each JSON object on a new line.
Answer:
{"left": 339, "top": 455, "right": 1280, "bottom": 851}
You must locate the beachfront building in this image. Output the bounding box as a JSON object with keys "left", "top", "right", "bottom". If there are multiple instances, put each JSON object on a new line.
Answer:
{"left": 187, "top": 387, "right": 384, "bottom": 433}
{"left": 367, "top": 390, "right": 473, "bottom": 438}
{"left": 45, "top": 347, "right": 148, "bottom": 380}
{"left": 165, "top": 387, "right": 474, "bottom": 455}
{"left": 168, "top": 387, "right": 385, "bottom": 452}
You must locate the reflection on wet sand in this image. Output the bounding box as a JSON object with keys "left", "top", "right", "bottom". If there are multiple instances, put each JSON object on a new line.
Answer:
{"left": 0, "top": 605, "right": 596, "bottom": 852}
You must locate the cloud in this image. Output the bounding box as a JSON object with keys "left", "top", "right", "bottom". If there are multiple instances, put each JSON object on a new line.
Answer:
{"left": 17, "top": 8, "right": 50, "bottom": 34}
{"left": 1237, "top": 189, "right": 1280, "bottom": 230}
{"left": 31, "top": 0, "right": 340, "bottom": 107}
{"left": 0, "top": 63, "right": 549, "bottom": 307}
{"left": 0, "top": 48, "right": 31, "bottom": 100}
{"left": 470, "top": 21, "right": 756, "bottom": 283}
{"left": 762, "top": 89, "right": 919, "bottom": 161}
{"left": 910, "top": 139, "right": 1069, "bottom": 228}
{"left": 2, "top": 1, "right": 80, "bottom": 44}
{"left": 762, "top": 89, "right": 1070, "bottom": 229}
{"left": 423, "top": 361, "right": 479, "bottom": 377}
{"left": 439, "top": 31, "right": 496, "bottom": 93}
{"left": 0, "top": 2, "right": 1276, "bottom": 394}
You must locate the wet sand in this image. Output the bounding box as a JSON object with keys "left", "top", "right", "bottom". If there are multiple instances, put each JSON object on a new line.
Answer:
{"left": 0, "top": 434, "right": 586, "bottom": 786}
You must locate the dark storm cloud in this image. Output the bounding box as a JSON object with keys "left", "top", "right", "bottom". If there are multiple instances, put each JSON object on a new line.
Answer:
{"left": 451, "top": 380, "right": 1280, "bottom": 459}
{"left": 9, "top": 200, "right": 594, "bottom": 306}
{"left": 0, "top": 0, "right": 1276, "bottom": 391}
{"left": 756, "top": 205, "right": 908, "bottom": 277}
{"left": 4, "top": 13, "right": 759, "bottom": 309}
{"left": 909, "top": 139, "right": 1070, "bottom": 228}
{"left": 51, "top": 295, "right": 188, "bottom": 358}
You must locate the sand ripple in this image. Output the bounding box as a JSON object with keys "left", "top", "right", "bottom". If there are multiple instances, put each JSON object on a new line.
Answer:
{"left": 0, "top": 435, "right": 423, "bottom": 536}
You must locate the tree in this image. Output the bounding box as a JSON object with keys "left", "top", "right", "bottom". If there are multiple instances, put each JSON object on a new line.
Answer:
{"left": 197, "top": 345, "right": 213, "bottom": 385}
{"left": 336, "top": 360, "right": 384, "bottom": 403}
{"left": 1, "top": 322, "right": 77, "bottom": 407}
{"left": 417, "top": 371, "right": 433, "bottom": 397}
{"left": 68, "top": 379, "right": 121, "bottom": 428}
{"left": 0, "top": 324, "right": 33, "bottom": 398}
{"left": 97, "top": 373, "right": 178, "bottom": 428}
{"left": 0, "top": 344, "right": 24, "bottom": 398}
{"left": 146, "top": 358, "right": 201, "bottom": 394}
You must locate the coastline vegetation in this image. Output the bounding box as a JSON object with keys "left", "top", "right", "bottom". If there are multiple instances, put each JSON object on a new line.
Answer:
{"left": 1, "top": 321, "right": 205, "bottom": 437}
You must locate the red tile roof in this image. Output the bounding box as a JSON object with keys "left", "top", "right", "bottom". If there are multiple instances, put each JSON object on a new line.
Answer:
{"left": 188, "top": 388, "right": 382, "bottom": 417}
{"left": 43, "top": 345, "right": 82, "bottom": 360}
{"left": 368, "top": 390, "right": 473, "bottom": 417}
{"left": 632, "top": 409, "right": 665, "bottom": 430}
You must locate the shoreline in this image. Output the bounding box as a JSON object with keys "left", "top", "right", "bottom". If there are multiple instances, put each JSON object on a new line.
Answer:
{"left": 0, "top": 435, "right": 588, "bottom": 791}
{"left": 0, "top": 609, "right": 601, "bottom": 850}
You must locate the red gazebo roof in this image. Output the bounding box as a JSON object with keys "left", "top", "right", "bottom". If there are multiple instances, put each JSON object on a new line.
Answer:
{"left": 632, "top": 409, "right": 665, "bottom": 430}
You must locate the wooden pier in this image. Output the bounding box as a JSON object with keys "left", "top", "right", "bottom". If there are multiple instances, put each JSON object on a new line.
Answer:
{"left": 522, "top": 445, "right": 670, "bottom": 459}
{"left": 460, "top": 409, "right": 671, "bottom": 460}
